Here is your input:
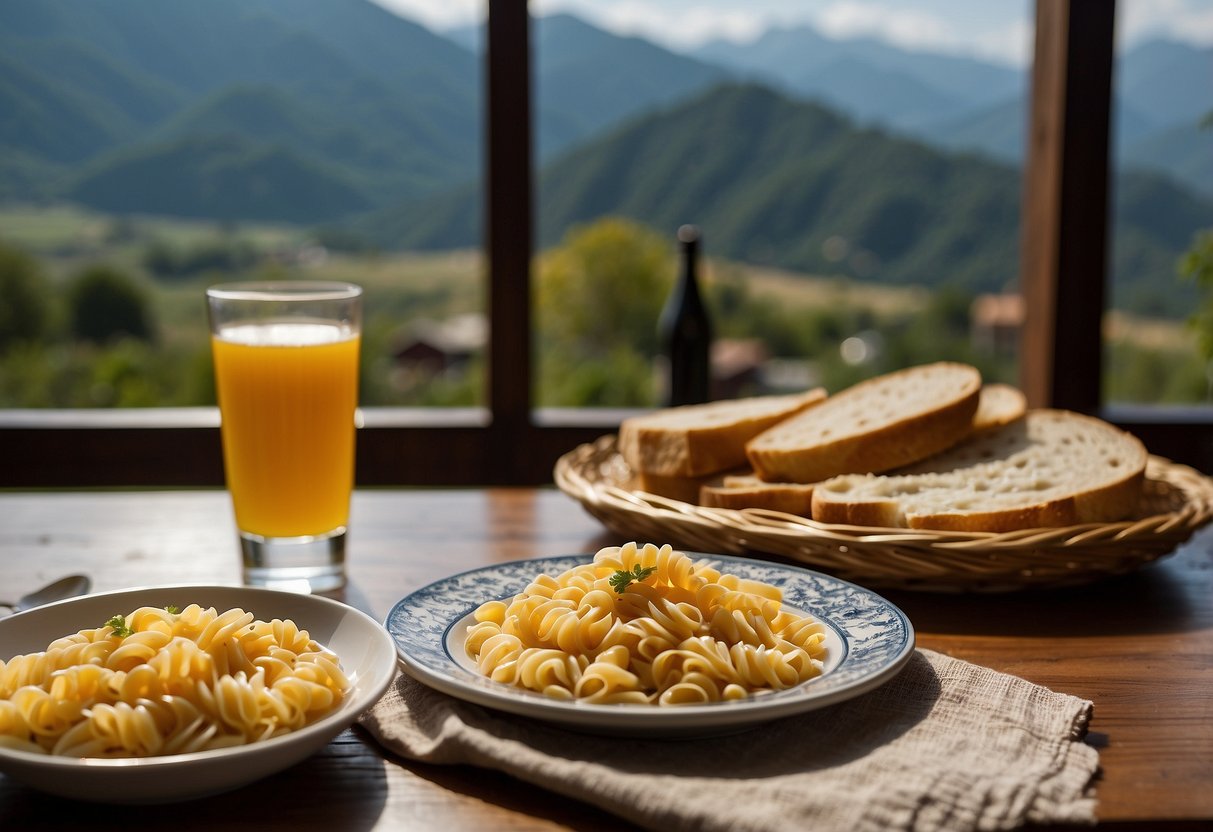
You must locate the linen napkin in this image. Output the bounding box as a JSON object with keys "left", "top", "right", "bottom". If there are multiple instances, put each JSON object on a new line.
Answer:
{"left": 360, "top": 649, "right": 1098, "bottom": 832}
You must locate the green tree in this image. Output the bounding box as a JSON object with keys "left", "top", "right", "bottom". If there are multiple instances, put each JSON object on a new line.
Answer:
{"left": 1182, "top": 229, "right": 1213, "bottom": 362}
{"left": 0, "top": 242, "right": 52, "bottom": 349}
{"left": 537, "top": 217, "right": 671, "bottom": 358}
{"left": 535, "top": 218, "right": 672, "bottom": 406}
{"left": 68, "top": 265, "right": 155, "bottom": 344}
{"left": 541, "top": 345, "right": 653, "bottom": 407}
{"left": 1179, "top": 111, "right": 1213, "bottom": 366}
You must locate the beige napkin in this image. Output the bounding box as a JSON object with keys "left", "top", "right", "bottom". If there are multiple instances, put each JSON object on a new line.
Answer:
{"left": 360, "top": 649, "right": 1098, "bottom": 832}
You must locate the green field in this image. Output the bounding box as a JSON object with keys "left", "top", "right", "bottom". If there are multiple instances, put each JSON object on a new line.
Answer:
{"left": 0, "top": 205, "right": 1206, "bottom": 408}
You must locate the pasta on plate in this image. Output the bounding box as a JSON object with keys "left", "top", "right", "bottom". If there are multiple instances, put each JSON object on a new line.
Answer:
{"left": 0, "top": 605, "right": 348, "bottom": 757}
{"left": 464, "top": 543, "right": 829, "bottom": 705}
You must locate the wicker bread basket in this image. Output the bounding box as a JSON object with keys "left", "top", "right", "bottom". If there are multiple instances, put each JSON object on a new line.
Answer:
{"left": 554, "top": 434, "right": 1213, "bottom": 592}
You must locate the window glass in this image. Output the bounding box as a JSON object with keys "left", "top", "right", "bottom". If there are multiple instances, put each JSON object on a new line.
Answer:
{"left": 0, "top": 1, "right": 484, "bottom": 408}
{"left": 529, "top": 0, "right": 1030, "bottom": 408}
{"left": 1104, "top": 0, "right": 1213, "bottom": 407}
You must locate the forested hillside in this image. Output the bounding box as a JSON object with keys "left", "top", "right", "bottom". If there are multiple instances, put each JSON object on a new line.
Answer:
{"left": 364, "top": 84, "right": 1212, "bottom": 312}
{"left": 1, "top": 0, "right": 1208, "bottom": 315}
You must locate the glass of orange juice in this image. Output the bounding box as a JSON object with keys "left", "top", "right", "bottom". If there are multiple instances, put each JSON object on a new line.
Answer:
{"left": 206, "top": 282, "right": 361, "bottom": 592}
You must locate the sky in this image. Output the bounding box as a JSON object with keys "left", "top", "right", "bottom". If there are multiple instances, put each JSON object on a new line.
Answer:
{"left": 372, "top": 0, "right": 1213, "bottom": 67}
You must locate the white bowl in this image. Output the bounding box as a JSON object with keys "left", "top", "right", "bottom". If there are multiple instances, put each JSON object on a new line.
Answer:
{"left": 0, "top": 585, "right": 397, "bottom": 803}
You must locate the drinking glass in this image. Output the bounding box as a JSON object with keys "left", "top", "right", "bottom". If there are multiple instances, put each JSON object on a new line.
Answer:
{"left": 207, "top": 282, "right": 362, "bottom": 592}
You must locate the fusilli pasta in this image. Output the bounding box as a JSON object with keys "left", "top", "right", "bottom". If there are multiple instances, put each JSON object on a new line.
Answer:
{"left": 0, "top": 605, "right": 348, "bottom": 757}
{"left": 464, "top": 543, "right": 828, "bottom": 705}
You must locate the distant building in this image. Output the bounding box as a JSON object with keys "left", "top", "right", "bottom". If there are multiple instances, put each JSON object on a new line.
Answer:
{"left": 392, "top": 313, "right": 486, "bottom": 389}
{"left": 392, "top": 324, "right": 811, "bottom": 400}
{"left": 971, "top": 293, "right": 1023, "bottom": 357}
{"left": 711, "top": 338, "right": 769, "bottom": 399}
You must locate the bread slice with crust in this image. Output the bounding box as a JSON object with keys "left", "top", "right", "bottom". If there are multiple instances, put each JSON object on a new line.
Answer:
{"left": 633, "top": 469, "right": 718, "bottom": 503}
{"left": 648, "top": 380, "right": 1024, "bottom": 511}
{"left": 746, "top": 362, "right": 982, "bottom": 484}
{"left": 619, "top": 389, "right": 826, "bottom": 478}
{"left": 702, "top": 384, "right": 1025, "bottom": 512}
{"left": 698, "top": 473, "right": 815, "bottom": 515}
{"left": 973, "top": 383, "right": 1027, "bottom": 433}
{"left": 810, "top": 409, "right": 1147, "bottom": 532}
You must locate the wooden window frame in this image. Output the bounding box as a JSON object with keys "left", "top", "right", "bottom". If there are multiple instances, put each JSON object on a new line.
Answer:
{"left": 1021, "top": 0, "right": 1213, "bottom": 472}
{"left": 2, "top": 0, "right": 1209, "bottom": 487}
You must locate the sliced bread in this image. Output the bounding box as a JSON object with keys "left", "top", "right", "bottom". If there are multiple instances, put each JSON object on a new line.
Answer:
{"left": 745, "top": 362, "right": 982, "bottom": 483}
{"left": 703, "top": 380, "right": 1021, "bottom": 513}
{"left": 619, "top": 389, "right": 826, "bottom": 478}
{"left": 634, "top": 469, "right": 718, "bottom": 504}
{"left": 810, "top": 409, "right": 1147, "bottom": 531}
{"left": 973, "top": 383, "right": 1027, "bottom": 433}
{"left": 699, "top": 473, "right": 815, "bottom": 515}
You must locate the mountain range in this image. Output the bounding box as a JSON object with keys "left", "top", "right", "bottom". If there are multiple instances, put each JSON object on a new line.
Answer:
{"left": 460, "top": 15, "right": 1213, "bottom": 194}
{"left": 0, "top": 0, "right": 481, "bottom": 216}
{"left": 694, "top": 27, "right": 1212, "bottom": 192}
{"left": 1, "top": 0, "right": 1209, "bottom": 313}
{"left": 693, "top": 25, "right": 1024, "bottom": 133}
{"left": 364, "top": 83, "right": 1209, "bottom": 313}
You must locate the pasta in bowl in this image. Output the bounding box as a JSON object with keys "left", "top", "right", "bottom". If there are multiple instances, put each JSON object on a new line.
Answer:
{"left": 388, "top": 546, "right": 915, "bottom": 736}
{"left": 0, "top": 585, "right": 396, "bottom": 803}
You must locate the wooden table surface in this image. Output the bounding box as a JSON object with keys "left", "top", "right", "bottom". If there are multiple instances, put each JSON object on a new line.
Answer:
{"left": 1, "top": 488, "right": 1210, "bottom": 831}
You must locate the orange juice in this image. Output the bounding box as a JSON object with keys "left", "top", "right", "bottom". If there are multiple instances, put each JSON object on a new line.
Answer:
{"left": 212, "top": 322, "right": 359, "bottom": 538}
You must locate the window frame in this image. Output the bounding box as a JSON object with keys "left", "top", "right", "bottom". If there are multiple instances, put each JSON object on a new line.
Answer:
{"left": 1020, "top": 0, "right": 1213, "bottom": 471}
{"left": 2, "top": 0, "right": 1209, "bottom": 487}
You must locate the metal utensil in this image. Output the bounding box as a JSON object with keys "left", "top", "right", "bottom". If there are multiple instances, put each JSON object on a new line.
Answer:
{"left": 0, "top": 574, "right": 91, "bottom": 613}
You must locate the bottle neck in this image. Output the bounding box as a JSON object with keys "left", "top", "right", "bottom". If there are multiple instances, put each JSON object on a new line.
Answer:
{"left": 677, "top": 239, "right": 702, "bottom": 304}
{"left": 660, "top": 233, "right": 712, "bottom": 406}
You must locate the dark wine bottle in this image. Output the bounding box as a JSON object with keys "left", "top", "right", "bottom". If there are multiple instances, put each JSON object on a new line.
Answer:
{"left": 659, "top": 224, "right": 713, "bottom": 407}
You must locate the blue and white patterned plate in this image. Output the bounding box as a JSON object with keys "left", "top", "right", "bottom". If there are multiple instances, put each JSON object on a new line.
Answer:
{"left": 386, "top": 554, "right": 915, "bottom": 736}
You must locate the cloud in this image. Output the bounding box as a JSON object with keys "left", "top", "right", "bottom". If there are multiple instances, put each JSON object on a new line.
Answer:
{"left": 371, "top": 0, "right": 1213, "bottom": 59}
{"left": 531, "top": 0, "right": 1021, "bottom": 57}
{"left": 815, "top": 2, "right": 952, "bottom": 47}
{"left": 1120, "top": 0, "right": 1213, "bottom": 44}
{"left": 371, "top": 0, "right": 481, "bottom": 31}
{"left": 814, "top": 2, "right": 1033, "bottom": 65}
{"left": 971, "top": 20, "right": 1034, "bottom": 67}
{"left": 532, "top": 0, "right": 779, "bottom": 47}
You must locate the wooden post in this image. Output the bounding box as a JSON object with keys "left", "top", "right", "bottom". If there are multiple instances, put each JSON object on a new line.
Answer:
{"left": 1020, "top": 0, "right": 1116, "bottom": 412}
{"left": 486, "top": 0, "right": 534, "bottom": 479}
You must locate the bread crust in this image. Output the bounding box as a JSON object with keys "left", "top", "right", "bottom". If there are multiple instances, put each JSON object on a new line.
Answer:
{"left": 633, "top": 470, "right": 714, "bottom": 504}
{"left": 699, "top": 482, "right": 815, "bottom": 515}
{"left": 972, "top": 383, "right": 1027, "bottom": 433}
{"left": 902, "top": 468, "right": 1145, "bottom": 532}
{"left": 619, "top": 389, "right": 826, "bottom": 477}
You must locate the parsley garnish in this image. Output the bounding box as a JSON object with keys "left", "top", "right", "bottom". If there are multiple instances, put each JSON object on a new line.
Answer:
{"left": 609, "top": 565, "right": 656, "bottom": 594}
{"left": 105, "top": 615, "right": 134, "bottom": 638}
{"left": 164, "top": 605, "right": 180, "bottom": 614}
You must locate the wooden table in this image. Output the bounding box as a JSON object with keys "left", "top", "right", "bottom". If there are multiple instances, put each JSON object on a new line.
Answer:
{"left": 1, "top": 489, "right": 1209, "bottom": 830}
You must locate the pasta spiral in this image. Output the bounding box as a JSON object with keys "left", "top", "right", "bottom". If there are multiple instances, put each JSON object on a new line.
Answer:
{"left": 464, "top": 543, "right": 828, "bottom": 705}
{"left": 0, "top": 605, "right": 348, "bottom": 757}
